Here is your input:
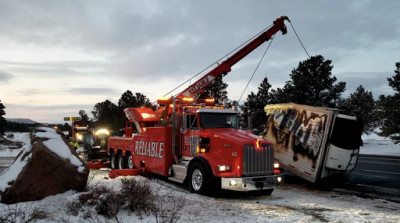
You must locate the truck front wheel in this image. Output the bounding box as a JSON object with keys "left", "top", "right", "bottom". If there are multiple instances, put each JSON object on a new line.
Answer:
{"left": 262, "top": 189, "right": 274, "bottom": 196}
{"left": 188, "top": 163, "right": 211, "bottom": 195}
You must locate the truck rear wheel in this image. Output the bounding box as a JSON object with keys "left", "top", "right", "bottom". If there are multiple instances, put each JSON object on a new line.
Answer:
{"left": 110, "top": 153, "right": 116, "bottom": 170}
{"left": 117, "top": 153, "right": 124, "bottom": 169}
{"left": 126, "top": 153, "right": 134, "bottom": 169}
{"left": 188, "top": 163, "right": 211, "bottom": 195}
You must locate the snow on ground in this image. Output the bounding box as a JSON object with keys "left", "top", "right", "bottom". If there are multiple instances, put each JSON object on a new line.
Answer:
{"left": 0, "top": 132, "right": 31, "bottom": 191}
{"left": 0, "top": 132, "right": 30, "bottom": 158}
{"left": 0, "top": 169, "right": 399, "bottom": 222}
{"left": 0, "top": 148, "right": 21, "bottom": 158}
{"left": 0, "top": 132, "right": 400, "bottom": 222}
{"left": 361, "top": 133, "right": 400, "bottom": 156}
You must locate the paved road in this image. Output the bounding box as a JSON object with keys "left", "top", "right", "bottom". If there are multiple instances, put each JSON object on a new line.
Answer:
{"left": 340, "top": 154, "right": 400, "bottom": 202}
{"left": 347, "top": 154, "right": 400, "bottom": 189}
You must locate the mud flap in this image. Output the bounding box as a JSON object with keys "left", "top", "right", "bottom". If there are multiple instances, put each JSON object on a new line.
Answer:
{"left": 87, "top": 160, "right": 109, "bottom": 169}
{"left": 109, "top": 169, "right": 142, "bottom": 179}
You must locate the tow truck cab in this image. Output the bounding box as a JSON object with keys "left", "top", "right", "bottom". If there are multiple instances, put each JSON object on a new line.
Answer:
{"left": 174, "top": 106, "right": 283, "bottom": 192}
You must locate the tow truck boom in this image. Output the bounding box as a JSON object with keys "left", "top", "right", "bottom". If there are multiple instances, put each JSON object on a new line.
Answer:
{"left": 176, "top": 16, "right": 290, "bottom": 99}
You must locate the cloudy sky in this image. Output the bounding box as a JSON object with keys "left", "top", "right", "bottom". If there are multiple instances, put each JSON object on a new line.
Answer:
{"left": 1, "top": 0, "right": 399, "bottom": 123}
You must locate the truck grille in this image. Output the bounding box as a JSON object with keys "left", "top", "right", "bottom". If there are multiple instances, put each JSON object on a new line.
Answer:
{"left": 243, "top": 144, "right": 274, "bottom": 176}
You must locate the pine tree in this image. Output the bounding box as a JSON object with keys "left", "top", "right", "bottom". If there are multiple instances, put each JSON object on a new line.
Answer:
{"left": 77, "top": 110, "right": 91, "bottom": 126}
{"left": 201, "top": 76, "right": 228, "bottom": 102}
{"left": 378, "top": 62, "right": 400, "bottom": 143}
{"left": 239, "top": 92, "right": 257, "bottom": 130}
{"left": 269, "top": 88, "right": 290, "bottom": 104}
{"left": 280, "top": 55, "right": 346, "bottom": 107}
{"left": 117, "top": 91, "right": 151, "bottom": 127}
{"left": 339, "top": 85, "right": 378, "bottom": 134}
{"left": 118, "top": 90, "right": 151, "bottom": 109}
{"left": 239, "top": 77, "right": 272, "bottom": 134}
{"left": 0, "top": 100, "right": 6, "bottom": 135}
{"left": 91, "top": 100, "right": 120, "bottom": 130}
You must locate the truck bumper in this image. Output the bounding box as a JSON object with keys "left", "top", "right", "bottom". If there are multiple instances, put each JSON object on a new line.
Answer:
{"left": 221, "top": 174, "right": 284, "bottom": 191}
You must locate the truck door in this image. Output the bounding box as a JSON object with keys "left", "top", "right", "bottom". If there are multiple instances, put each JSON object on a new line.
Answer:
{"left": 181, "top": 113, "right": 200, "bottom": 158}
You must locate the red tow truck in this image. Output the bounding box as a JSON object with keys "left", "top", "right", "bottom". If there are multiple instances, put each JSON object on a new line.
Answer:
{"left": 107, "top": 16, "right": 290, "bottom": 195}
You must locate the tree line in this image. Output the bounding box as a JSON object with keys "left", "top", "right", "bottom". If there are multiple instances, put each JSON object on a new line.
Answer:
{"left": 239, "top": 55, "right": 400, "bottom": 143}
{"left": 74, "top": 91, "right": 152, "bottom": 131}
{"left": 1, "top": 55, "right": 399, "bottom": 143}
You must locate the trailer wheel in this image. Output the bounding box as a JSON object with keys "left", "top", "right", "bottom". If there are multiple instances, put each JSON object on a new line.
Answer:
{"left": 110, "top": 153, "right": 116, "bottom": 170}
{"left": 126, "top": 153, "right": 134, "bottom": 169}
{"left": 188, "top": 163, "right": 211, "bottom": 195}
{"left": 117, "top": 153, "right": 124, "bottom": 169}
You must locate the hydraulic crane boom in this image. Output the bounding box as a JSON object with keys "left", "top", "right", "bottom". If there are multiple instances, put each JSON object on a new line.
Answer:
{"left": 176, "top": 16, "right": 290, "bottom": 99}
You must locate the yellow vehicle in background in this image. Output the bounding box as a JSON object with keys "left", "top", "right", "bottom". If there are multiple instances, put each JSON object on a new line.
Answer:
{"left": 84, "top": 128, "right": 111, "bottom": 161}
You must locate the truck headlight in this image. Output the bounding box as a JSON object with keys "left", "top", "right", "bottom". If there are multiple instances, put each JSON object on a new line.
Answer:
{"left": 218, "top": 165, "right": 231, "bottom": 171}
{"left": 274, "top": 163, "right": 280, "bottom": 169}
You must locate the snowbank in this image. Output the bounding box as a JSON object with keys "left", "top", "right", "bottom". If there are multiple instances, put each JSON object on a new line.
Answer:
{"left": 0, "top": 133, "right": 31, "bottom": 191}
{"left": 0, "top": 148, "right": 21, "bottom": 157}
{"left": 1, "top": 170, "right": 395, "bottom": 222}
{"left": 361, "top": 133, "right": 400, "bottom": 157}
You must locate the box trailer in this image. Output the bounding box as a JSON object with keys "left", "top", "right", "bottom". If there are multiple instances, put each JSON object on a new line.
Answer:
{"left": 263, "top": 103, "right": 363, "bottom": 183}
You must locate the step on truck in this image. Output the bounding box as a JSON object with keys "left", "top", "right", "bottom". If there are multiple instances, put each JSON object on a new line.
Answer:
{"left": 263, "top": 103, "right": 363, "bottom": 183}
{"left": 107, "top": 16, "right": 291, "bottom": 195}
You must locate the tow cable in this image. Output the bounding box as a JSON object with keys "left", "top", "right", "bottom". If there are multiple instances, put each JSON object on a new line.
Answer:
{"left": 238, "top": 20, "right": 311, "bottom": 103}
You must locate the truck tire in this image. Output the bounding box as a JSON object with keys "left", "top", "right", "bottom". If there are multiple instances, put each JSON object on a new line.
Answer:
{"left": 117, "top": 153, "right": 123, "bottom": 169}
{"left": 126, "top": 153, "right": 134, "bottom": 169}
{"left": 188, "top": 162, "right": 211, "bottom": 195}
{"left": 110, "top": 153, "right": 117, "bottom": 170}
{"left": 263, "top": 189, "right": 274, "bottom": 196}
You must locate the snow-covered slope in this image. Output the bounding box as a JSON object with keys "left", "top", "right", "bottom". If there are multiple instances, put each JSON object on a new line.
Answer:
{"left": 6, "top": 118, "right": 37, "bottom": 124}
{"left": 361, "top": 133, "right": 400, "bottom": 156}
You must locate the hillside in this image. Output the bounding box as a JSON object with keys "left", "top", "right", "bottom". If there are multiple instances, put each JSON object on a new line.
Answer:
{"left": 6, "top": 118, "right": 37, "bottom": 124}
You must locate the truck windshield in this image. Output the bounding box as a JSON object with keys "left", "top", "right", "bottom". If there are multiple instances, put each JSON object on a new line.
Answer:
{"left": 330, "top": 116, "right": 363, "bottom": 150}
{"left": 199, "top": 113, "right": 239, "bottom": 129}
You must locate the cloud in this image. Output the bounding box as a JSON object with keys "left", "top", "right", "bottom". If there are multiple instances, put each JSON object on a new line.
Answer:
{"left": 337, "top": 72, "right": 394, "bottom": 98}
{"left": 0, "top": 71, "right": 13, "bottom": 83}
{"left": 1, "top": 1, "right": 400, "bottom": 123}
{"left": 63, "top": 86, "right": 119, "bottom": 95}
{"left": 5, "top": 103, "right": 93, "bottom": 111}
{"left": 0, "top": 60, "right": 109, "bottom": 78}
{"left": 1, "top": 1, "right": 398, "bottom": 83}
